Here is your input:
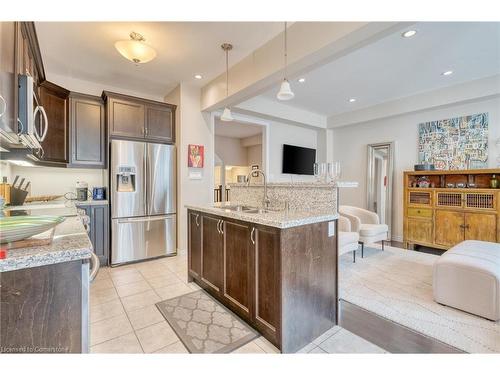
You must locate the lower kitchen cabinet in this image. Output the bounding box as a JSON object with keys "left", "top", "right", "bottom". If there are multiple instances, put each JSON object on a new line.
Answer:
{"left": 0, "top": 260, "right": 87, "bottom": 353}
{"left": 188, "top": 209, "right": 337, "bottom": 353}
{"left": 77, "top": 204, "right": 109, "bottom": 265}
{"left": 201, "top": 215, "right": 223, "bottom": 293}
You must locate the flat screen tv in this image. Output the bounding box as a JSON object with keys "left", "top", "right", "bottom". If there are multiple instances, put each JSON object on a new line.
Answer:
{"left": 282, "top": 144, "right": 316, "bottom": 175}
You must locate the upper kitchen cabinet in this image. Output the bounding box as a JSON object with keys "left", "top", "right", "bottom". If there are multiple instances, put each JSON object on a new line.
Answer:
{"left": 69, "top": 93, "right": 106, "bottom": 168}
{"left": 39, "top": 81, "right": 70, "bottom": 163}
{"left": 103, "top": 91, "right": 176, "bottom": 144}
{"left": 16, "top": 22, "right": 45, "bottom": 88}
{"left": 0, "top": 22, "right": 19, "bottom": 140}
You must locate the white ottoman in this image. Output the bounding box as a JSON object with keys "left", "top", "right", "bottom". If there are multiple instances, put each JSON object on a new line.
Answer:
{"left": 433, "top": 240, "right": 500, "bottom": 321}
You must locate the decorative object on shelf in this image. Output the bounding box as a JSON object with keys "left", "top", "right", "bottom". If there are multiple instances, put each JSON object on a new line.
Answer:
{"left": 0, "top": 215, "right": 65, "bottom": 244}
{"left": 276, "top": 22, "right": 294, "bottom": 101}
{"left": 456, "top": 183, "right": 466, "bottom": 189}
{"left": 416, "top": 176, "right": 431, "bottom": 188}
{"left": 414, "top": 162, "right": 436, "bottom": 171}
{"left": 114, "top": 32, "right": 157, "bottom": 64}
{"left": 418, "top": 113, "right": 488, "bottom": 170}
{"left": 188, "top": 144, "right": 204, "bottom": 168}
{"left": 491, "top": 174, "right": 499, "bottom": 189}
{"left": 220, "top": 43, "right": 234, "bottom": 122}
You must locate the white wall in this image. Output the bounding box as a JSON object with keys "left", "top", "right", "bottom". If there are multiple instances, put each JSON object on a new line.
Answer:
{"left": 332, "top": 96, "right": 500, "bottom": 241}
{"left": 215, "top": 136, "right": 248, "bottom": 166}
{"left": 267, "top": 119, "right": 320, "bottom": 182}
{"left": 247, "top": 144, "right": 262, "bottom": 167}
{"left": 5, "top": 165, "right": 105, "bottom": 197}
{"left": 165, "top": 84, "right": 213, "bottom": 253}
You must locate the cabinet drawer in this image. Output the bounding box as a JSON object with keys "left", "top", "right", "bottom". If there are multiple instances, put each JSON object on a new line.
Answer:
{"left": 407, "top": 208, "right": 433, "bottom": 218}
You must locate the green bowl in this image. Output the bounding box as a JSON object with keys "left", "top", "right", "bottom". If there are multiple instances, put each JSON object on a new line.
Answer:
{"left": 0, "top": 215, "right": 66, "bottom": 244}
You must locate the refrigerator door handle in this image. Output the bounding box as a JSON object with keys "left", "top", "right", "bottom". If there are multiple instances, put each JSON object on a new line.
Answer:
{"left": 117, "top": 215, "right": 174, "bottom": 224}
{"left": 144, "top": 145, "right": 148, "bottom": 213}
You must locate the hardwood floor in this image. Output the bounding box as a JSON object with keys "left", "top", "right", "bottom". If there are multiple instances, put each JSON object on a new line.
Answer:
{"left": 339, "top": 300, "right": 464, "bottom": 353}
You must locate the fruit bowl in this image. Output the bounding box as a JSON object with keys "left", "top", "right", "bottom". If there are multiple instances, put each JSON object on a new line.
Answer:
{"left": 0, "top": 216, "right": 66, "bottom": 244}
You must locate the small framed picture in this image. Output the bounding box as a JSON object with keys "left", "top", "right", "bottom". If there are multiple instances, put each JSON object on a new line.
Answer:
{"left": 188, "top": 144, "right": 204, "bottom": 168}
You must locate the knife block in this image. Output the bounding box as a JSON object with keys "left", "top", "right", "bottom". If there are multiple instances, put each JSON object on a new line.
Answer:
{"left": 10, "top": 187, "right": 29, "bottom": 206}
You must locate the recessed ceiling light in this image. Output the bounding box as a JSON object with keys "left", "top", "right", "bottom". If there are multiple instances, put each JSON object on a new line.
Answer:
{"left": 348, "top": 98, "right": 356, "bottom": 103}
{"left": 442, "top": 70, "right": 453, "bottom": 76}
{"left": 402, "top": 30, "right": 417, "bottom": 38}
{"left": 298, "top": 78, "right": 306, "bottom": 83}
{"left": 194, "top": 74, "right": 203, "bottom": 79}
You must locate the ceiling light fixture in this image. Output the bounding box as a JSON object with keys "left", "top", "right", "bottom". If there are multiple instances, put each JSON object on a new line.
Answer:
{"left": 220, "top": 43, "right": 234, "bottom": 122}
{"left": 402, "top": 30, "right": 417, "bottom": 38}
{"left": 277, "top": 22, "right": 294, "bottom": 101}
{"left": 442, "top": 70, "right": 454, "bottom": 76}
{"left": 115, "top": 32, "right": 157, "bottom": 64}
{"left": 194, "top": 74, "right": 203, "bottom": 80}
{"left": 298, "top": 78, "right": 306, "bottom": 83}
{"left": 349, "top": 98, "right": 356, "bottom": 103}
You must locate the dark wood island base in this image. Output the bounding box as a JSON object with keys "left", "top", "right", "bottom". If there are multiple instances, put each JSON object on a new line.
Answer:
{"left": 188, "top": 209, "right": 338, "bottom": 353}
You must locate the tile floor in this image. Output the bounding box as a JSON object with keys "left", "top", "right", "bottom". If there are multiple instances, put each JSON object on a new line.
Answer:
{"left": 89, "top": 254, "right": 385, "bottom": 354}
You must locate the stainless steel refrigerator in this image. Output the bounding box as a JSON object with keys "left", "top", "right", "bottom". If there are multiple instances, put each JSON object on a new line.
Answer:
{"left": 110, "top": 139, "right": 176, "bottom": 265}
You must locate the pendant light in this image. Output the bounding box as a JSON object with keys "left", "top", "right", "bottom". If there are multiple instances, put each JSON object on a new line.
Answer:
{"left": 115, "top": 32, "right": 157, "bottom": 64}
{"left": 220, "top": 43, "right": 234, "bottom": 122}
{"left": 277, "top": 22, "right": 294, "bottom": 101}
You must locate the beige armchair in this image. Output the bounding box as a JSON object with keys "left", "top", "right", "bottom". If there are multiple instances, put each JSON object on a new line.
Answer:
{"left": 339, "top": 205, "right": 389, "bottom": 258}
{"left": 338, "top": 215, "right": 359, "bottom": 262}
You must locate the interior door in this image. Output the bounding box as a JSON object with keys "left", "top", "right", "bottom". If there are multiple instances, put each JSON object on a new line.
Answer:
{"left": 146, "top": 143, "right": 176, "bottom": 215}
{"left": 434, "top": 210, "right": 464, "bottom": 247}
{"left": 110, "top": 139, "right": 146, "bottom": 218}
{"left": 465, "top": 212, "right": 497, "bottom": 242}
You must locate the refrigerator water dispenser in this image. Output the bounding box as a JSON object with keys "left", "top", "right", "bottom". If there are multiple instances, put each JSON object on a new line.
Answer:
{"left": 116, "top": 166, "right": 136, "bottom": 192}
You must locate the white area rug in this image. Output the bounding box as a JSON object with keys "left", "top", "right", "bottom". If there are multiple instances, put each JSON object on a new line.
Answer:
{"left": 339, "top": 245, "right": 500, "bottom": 353}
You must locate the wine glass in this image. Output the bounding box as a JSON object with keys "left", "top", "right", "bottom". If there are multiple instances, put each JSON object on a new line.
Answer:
{"left": 314, "top": 163, "right": 327, "bottom": 182}
{"left": 328, "top": 162, "right": 341, "bottom": 183}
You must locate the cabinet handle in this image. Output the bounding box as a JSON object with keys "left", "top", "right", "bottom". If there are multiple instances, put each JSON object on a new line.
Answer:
{"left": 250, "top": 227, "right": 255, "bottom": 245}
{"left": 220, "top": 220, "right": 224, "bottom": 235}
{"left": 216, "top": 220, "right": 221, "bottom": 234}
{"left": 195, "top": 214, "right": 200, "bottom": 227}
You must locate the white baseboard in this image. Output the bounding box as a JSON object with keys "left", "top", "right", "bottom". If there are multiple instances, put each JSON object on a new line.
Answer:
{"left": 391, "top": 235, "right": 403, "bottom": 242}
{"left": 176, "top": 248, "right": 187, "bottom": 256}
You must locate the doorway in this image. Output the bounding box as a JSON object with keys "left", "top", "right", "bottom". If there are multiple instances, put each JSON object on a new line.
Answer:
{"left": 214, "top": 117, "right": 266, "bottom": 203}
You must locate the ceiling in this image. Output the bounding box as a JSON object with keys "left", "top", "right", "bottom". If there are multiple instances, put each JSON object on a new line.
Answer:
{"left": 215, "top": 118, "right": 263, "bottom": 138}
{"left": 35, "top": 22, "right": 283, "bottom": 98}
{"left": 260, "top": 22, "right": 500, "bottom": 117}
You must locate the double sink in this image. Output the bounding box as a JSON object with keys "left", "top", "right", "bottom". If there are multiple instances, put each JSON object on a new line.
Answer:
{"left": 216, "top": 205, "right": 270, "bottom": 214}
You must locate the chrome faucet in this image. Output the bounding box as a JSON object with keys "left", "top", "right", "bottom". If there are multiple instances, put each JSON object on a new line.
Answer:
{"left": 246, "top": 169, "right": 270, "bottom": 209}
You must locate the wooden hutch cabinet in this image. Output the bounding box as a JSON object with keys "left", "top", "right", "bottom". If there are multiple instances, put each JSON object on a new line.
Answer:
{"left": 403, "top": 169, "right": 500, "bottom": 250}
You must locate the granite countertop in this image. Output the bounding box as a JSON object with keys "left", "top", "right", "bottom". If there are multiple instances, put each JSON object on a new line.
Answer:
{"left": 186, "top": 202, "right": 339, "bottom": 229}
{"left": 228, "top": 181, "right": 359, "bottom": 188}
{"left": 0, "top": 207, "right": 92, "bottom": 273}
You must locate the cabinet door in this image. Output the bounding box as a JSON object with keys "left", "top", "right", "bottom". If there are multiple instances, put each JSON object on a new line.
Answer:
{"left": 91, "top": 205, "right": 109, "bottom": 266}
{"left": 407, "top": 218, "right": 433, "bottom": 244}
{"left": 108, "top": 96, "right": 145, "bottom": 138}
{"left": 145, "top": 104, "right": 174, "bottom": 143}
{"left": 201, "top": 215, "right": 223, "bottom": 293}
{"left": 0, "top": 22, "right": 19, "bottom": 138}
{"left": 70, "top": 94, "right": 105, "bottom": 168}
{"left": 223, "top": 220, "right": 253, "bottom": 319}
{"left": 254, "top": 226, "right": 280, "bottom": 343}
{"left": 188, "top": 211, "right": 202, "bottom": 278}
{"left": 465, "top": 213, "right": 497, "bottom": 242}
{"left": 39, "top": 82, "right": 69, "bottom": 163}
{"left": 434, "top": 210, "right": 464, "bottom": 247}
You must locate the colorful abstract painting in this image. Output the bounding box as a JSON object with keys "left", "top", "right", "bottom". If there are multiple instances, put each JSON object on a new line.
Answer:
{"left": 418, "top": 113, "right": 488, "bottom": 170}
{"left": 188, "top": 144, "right": 204, "bottom": 168}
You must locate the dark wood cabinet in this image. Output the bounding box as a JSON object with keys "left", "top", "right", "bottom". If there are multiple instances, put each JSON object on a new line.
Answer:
{"left": 254, "top": 226, "right": 281, "bottom": 341}
{"left": 69, "top": 93, "right": 105, "bottom": 168}
{"left": 0, "top": 260, "right": 85, "bottom": 353}
{"left": 39, "top": 81, "right": 69, "bottom": 163}
{"left": 145, "top": 103, "right": 174, "bottom": 142}
{"left": 103, "top": 91, "right": 176, "bottom": 143}
{"left": 222, "top": 220, "right": 253, "bottom": 320}
{"left": 188, "top": 211, "right": 202, "bottom": 278}
{"left": 201, "top": 215, "right": 224, "bottom": 293}
{"left": 188, "top": 209, "right": 338, "bottom": 353}
{"left": 78, "top": 203, "right": 109, "bottom": 265}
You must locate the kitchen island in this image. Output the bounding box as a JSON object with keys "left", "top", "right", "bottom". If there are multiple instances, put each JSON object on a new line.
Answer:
{"left": 186, "top": 202, "right": 339, "bottom": 353}
{"left": 0, "top": 204, "right": 93, "bottom": 353}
